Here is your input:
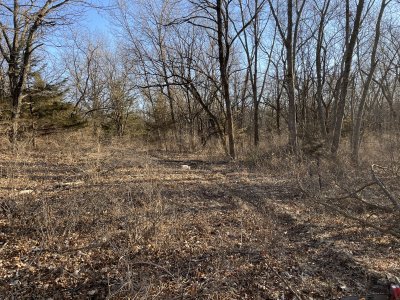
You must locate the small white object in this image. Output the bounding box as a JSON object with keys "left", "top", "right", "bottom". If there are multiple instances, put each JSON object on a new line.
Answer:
{"left": 87, "top": 289, "right": 98, "bottom": 296}
{"left": 181, "top": 165, "right": 191, "bottom": 170}
{"left": 56, "top": 181, "right": 84, "bottom": 188}
{"left": 18, "top": 189, "right": 34, "bottom": 195}
{"left": 62, "top": 181, "right": 84, "bottom": 186}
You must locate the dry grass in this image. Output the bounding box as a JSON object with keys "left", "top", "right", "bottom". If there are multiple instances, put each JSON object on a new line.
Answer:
{"left": 0, "top": 131, "right": 399, "bottom": 299}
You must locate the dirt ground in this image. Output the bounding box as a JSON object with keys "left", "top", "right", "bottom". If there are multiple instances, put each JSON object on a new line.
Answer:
{"left": 0, "top": 140, "right": 399, "bottom": 299}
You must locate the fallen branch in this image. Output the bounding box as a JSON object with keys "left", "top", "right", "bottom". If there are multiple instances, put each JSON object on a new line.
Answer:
{"left": 333, "top": 182, "right": 391, "bottom": 211}
{"left": 331, "top": 181, "right": 377, "bottom": 200}
{"left": 316, "top": 198, "right": 399, "bottom": 239}
{"left": 297, "top": 177, "right": 400, "bottom": 239}
{"left": 371, "top": 164, "right": 400, "bottom": 211}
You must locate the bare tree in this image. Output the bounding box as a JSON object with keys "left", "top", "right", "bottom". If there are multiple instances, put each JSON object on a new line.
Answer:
{"left": 64, "top": 35, "right": 107, "bottom": 138}
{"left": 172, "top": 0, "right": 266, "bottom": 158}
{"left": 0, "top": 0, "right": 81, "bottom": 146}
{"left": 314, "top": 0, "right": 332, "bottom": 139}
{"left": 268, "top": 0, "right": 305, "bottom": 152}
{"left": 351, "top": 0, "right": 390, "bottom": 163}
{"left": 330, "top": 0, "right": 365, "bottom": 155}
{"left": 103, "top": 50, "right": 136, "bottom": 137}
{"left": 236, "top": 0, "right": 272, "bottom": 146}
{"left": 373, "top": 25, "right": 400, "bottom": 130}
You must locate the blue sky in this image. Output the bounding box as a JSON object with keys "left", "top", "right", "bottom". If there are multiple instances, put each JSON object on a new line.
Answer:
{"left": 41, "top": 4, "right": 117, "bottom": 82}
{"left": 82, "top": 6, "right": 112, "bottom": 35}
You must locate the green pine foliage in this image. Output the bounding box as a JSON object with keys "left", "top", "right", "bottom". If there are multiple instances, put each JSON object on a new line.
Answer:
{"left": 22, "top": 73, "right": 85, "bottom": 135}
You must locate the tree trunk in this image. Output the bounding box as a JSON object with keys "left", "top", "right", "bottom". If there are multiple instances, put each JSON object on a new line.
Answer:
{"left": 276, "top": 92, "right": 281, "bottom": 134}
{"left": 286, "top": 0, "right": 297, "bottom": 151}
{"left": 188, "top": 82, "right": 228, "bottom": 154}
{"left": 331, "top": 0, "right": 364, "bottom": 155}
{"left": 253, "top": 3, "right": 260, "bottom": 147}
{"left": 254, "top": 101, "right": 260, "bottom": 146}
{"left": 217, "top": 0, "right": 235, "bottom": 159}
{"left": 10, "top": 94, "right": 22, "bottom": 147}
{"left": 351, "top": 0, "right": 386, "bottom": 163}
{"left": 315, "top": 0, "right": 330, "bottom": 139}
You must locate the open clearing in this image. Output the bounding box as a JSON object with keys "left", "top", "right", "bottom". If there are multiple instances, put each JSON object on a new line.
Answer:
{"left": 0, "top": 142, "right": 399, "bottom": 299}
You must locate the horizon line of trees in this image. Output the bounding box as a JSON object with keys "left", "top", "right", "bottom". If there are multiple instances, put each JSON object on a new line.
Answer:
{"left": 1, "top": 0, "right": 400, "bottom": 162}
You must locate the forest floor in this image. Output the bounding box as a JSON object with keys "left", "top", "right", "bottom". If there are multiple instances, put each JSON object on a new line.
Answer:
{"left": 0, "top": 138, "right": 399, "bottom": 299}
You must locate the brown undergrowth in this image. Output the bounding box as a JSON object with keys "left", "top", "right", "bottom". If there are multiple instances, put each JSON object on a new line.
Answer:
{"left": 0, "top": 133, "right": 399, "bottom": 299}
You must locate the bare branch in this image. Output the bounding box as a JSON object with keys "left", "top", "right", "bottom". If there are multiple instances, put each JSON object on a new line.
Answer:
{"left": 371, "top": 164, "right": 400, "bottom": 211}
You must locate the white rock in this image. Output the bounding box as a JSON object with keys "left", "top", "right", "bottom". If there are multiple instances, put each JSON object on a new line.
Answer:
{"left": 88, "top": 289, "right": 98, "bottom": 296}
{"left": 18, "top": 189, "right": 34, "bottom": 195}
{"left": 56, "top": 181, "right": 84, "bottom": 188}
